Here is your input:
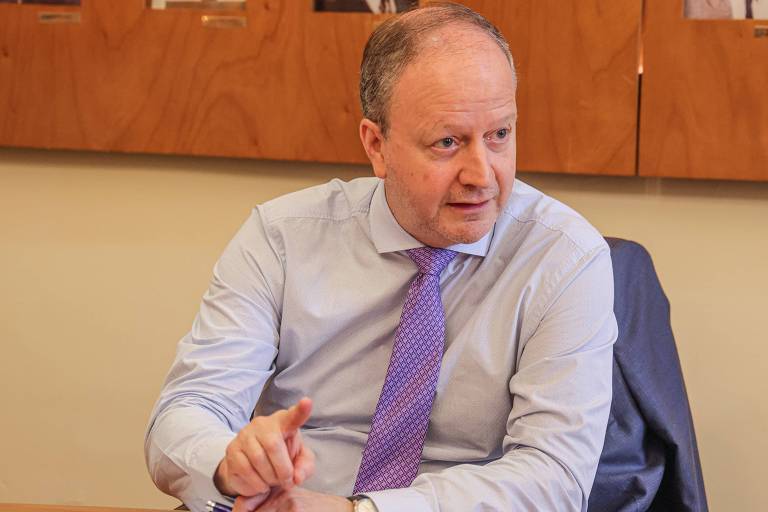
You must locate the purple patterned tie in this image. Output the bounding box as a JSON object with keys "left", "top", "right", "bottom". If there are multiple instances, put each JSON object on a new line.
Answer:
{"left": 353, "top": 247, "right": 458, "bottom": 493}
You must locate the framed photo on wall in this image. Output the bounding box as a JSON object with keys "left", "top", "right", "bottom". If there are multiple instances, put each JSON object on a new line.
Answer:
{"left": 20, "top": 0, "right": 81, "bottom": 4}
{"left": 0, "top": 0, "right": 80, "bottom": 3}
{"left": 685, "top": 0, "right": 768, "bottom": 19}
{"left": 315, "top": 0, "right": 417, "bottom": 13}
{"left": 147, "top": 0, "right": 245, "bottom": 9}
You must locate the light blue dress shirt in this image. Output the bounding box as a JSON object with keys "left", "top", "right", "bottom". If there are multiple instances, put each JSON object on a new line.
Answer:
{"left": 145, "top": 177, "right": 617, "bottom": 512}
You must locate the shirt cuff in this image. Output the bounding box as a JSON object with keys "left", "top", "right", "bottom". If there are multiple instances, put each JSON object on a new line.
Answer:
{"left": 183, "top": 434, "right": 236, "bottom": 512}
{"left": 363, "top": 487, "right": 431, "bottom": 512}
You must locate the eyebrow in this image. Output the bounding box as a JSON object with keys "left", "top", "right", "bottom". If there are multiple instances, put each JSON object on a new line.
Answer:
{"left": 425, "top": 113, "right": 518, "bottom": 135}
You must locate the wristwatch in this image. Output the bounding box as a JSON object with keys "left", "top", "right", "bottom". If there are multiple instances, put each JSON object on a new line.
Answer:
{"left": 348, "top": 496, "right": 379, "bottom": 512}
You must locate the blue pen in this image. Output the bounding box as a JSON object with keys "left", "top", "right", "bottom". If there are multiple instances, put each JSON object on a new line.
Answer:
{"left": 206, "top": 500, "right": 233, "bottom": 512}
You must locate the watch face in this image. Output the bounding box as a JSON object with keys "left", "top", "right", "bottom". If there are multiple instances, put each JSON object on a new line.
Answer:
{"left": 356, "top": 498, "right": 378, "bottom": 512}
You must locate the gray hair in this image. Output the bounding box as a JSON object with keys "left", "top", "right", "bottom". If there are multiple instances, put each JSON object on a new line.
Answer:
{"left": 359, "top": 1, "right": 514, "bottom": 135}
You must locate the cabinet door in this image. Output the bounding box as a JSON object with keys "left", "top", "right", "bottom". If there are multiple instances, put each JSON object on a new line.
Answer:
{"left": 640, "top": 0, "right": 768, "bottom": 181}
{"left": 0, "top": 0, "right": 371, "bottom": 163}
{"left": 461, "top": 0, "right": 642, "bottom": 176}
{"left": 0, "top": 4, "right": 21, "bottom": 140}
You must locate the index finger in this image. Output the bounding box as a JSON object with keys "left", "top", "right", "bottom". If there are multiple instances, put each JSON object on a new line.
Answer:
{"left": 276, "top": 397, "right": 312, "bottom": 433}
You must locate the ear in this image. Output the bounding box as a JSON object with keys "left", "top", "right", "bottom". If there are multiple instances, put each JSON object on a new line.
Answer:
{"left": 359, "top": 118, "right": 388, "bottom": 179}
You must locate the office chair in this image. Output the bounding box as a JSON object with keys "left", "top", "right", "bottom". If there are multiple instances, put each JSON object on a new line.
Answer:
{"left": 588, "top": 238, "right": 708, "bottom": 511}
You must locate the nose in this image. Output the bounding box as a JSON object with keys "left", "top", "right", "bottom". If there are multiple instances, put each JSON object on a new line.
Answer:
{"left": 458, "top": 141, "right": 493, "bottom": 189}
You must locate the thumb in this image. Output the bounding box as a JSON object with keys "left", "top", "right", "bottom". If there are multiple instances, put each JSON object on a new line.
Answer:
{"left": 278, "top": 397, "right": 312, "bottom": 434}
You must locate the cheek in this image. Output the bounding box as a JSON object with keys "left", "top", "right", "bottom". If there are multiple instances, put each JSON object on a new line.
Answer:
{"left": 402, "top": 161, "right": 449, "bottom": 206}
{"left": 406, "top": 178, "right": 438, "bottom": 210}
{"left": 423, "top": 168, "right": 457, "bottom": 204}
{"left": 496, "top": 165, "right": 515, "bottom": 188}
{"left": 492, "top": 152, "right": 517, "bottom": 186}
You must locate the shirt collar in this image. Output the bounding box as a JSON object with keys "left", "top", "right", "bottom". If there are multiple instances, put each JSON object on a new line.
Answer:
{"left": 369, "top": 179, "right": 492, "bottom": 257}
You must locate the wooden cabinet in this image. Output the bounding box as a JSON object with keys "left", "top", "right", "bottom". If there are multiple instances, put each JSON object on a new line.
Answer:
{"left": 0, "top": 1, "right": 643, "bottom": 175}
{"left": 2, "top": 1, "right": 765, "bottom": 181}
{"left": 0, "top": 1, "right": 371, "bottom": 163}
{"left": 462, "top": 0, "right": 642, "bottom": 176}
{"left": 640, "top": 0, "right": 768, "bottom": 181}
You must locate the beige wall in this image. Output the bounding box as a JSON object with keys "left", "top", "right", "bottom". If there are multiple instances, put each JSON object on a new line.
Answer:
{"left": 1, "top": 147, "right": 766, "bottom": 511}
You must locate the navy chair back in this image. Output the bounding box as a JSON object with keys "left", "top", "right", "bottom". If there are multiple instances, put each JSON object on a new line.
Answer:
{"left": 588, "top": 238, "right": 708, "bottom": 512}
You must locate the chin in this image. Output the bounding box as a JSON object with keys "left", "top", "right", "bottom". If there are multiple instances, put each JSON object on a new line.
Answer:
{"left": 442, "top": 225, "right": 493, "bottom": 245}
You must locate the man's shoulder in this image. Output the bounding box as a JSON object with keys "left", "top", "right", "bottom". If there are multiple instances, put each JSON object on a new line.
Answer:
{"left": 258, "top": 176, "right": 378, "bottom": 225}
{"left": 498, "top": 179, "right": 607, "bottom": 256}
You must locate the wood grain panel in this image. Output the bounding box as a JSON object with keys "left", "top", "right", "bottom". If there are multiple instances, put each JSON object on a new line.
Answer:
{"left": 0, "top": 506, "right": 168, "bottom": 512}
{"left": 0, "top": 1, "right": 643, "bottom": 172}
{"left": 640, "top": 0, "right": 768, "bottom": 181}
{"left": 0, "top": 5, "right": 20, "bottom": 140}
{"left": 460, "top": 0, "right": 641, "bottom": 176}
{"left": 0, "top": 0, "right": 372, "bottom": 163}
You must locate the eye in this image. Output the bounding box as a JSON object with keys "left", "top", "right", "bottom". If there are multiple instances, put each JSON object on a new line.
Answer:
{"left": 485, "top": 126, "right": 513, "bottom": 149}
{"left": 487, "top": 127, "right": 510, "bottom": 142}
{"left": 436, "top": 137, "right": 456, "bottom": 149}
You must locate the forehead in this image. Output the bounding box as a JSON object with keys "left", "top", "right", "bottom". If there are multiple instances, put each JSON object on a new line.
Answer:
{"left": 389, "top": 26, "right": 517, "bottom": 131}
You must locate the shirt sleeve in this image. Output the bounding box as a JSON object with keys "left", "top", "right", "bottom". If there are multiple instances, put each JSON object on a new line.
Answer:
{"left": 144, "top": 208, "right": 284, "bottom": 512}
{"left": 365, "top": 245, "right": 618, "bottom": 512}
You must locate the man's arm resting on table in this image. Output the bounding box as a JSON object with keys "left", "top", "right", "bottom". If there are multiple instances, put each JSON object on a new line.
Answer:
{"left": 145, "top": 208, "right": 287, "bottom": 512}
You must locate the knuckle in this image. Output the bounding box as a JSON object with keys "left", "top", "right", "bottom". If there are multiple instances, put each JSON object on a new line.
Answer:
{"left": 263, "top": 473, "right": 281, "bottom": 488}
{"left": 230, "top": 461, "right": 246, "bottom": 477}
{"left": 257, "top": 470, "right": 278, "bottom": 487}
{"left": 277, "top": 466, "right": 293, "bottom": 481}
{"left": 256, "top": 415, "right": 276, "bottom": 428}
{"left": 231, "top": 457, "right": 253, "bottom": 478}
{"left": 252, "top": 479, "right": 269, "bottom": 494}
{"left": 250, "top": 447, "right": 268, "bottom": 466}
{"left": 234, "top": 474, "right": 265, "bottom": 496}
{"left": 261, "top": 435, "right": 283, "bottom": 453}
{"left": 228, "top": 474, "right": 245, "bottom": 493}
{"left": 245, "top": 435, "right": 264, "bottom": 454}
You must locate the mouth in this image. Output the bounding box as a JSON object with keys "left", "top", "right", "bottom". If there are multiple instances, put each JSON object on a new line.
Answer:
{"left": 447, "top": 200, "right": 491, "bottom": 212}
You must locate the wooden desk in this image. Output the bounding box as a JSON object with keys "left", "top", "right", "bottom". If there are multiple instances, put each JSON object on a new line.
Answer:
{"left": 0, "top": 505, "right": 170, "bottom": 512}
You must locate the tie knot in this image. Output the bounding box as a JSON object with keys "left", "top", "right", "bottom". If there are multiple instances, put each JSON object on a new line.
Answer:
{"left": 406, "top": 247, "right": 457, "bottom": 276}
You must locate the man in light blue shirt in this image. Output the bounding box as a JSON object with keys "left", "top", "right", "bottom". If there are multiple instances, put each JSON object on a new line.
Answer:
{"left": 145, "top": 4, "right": 617, "bottom": 512}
